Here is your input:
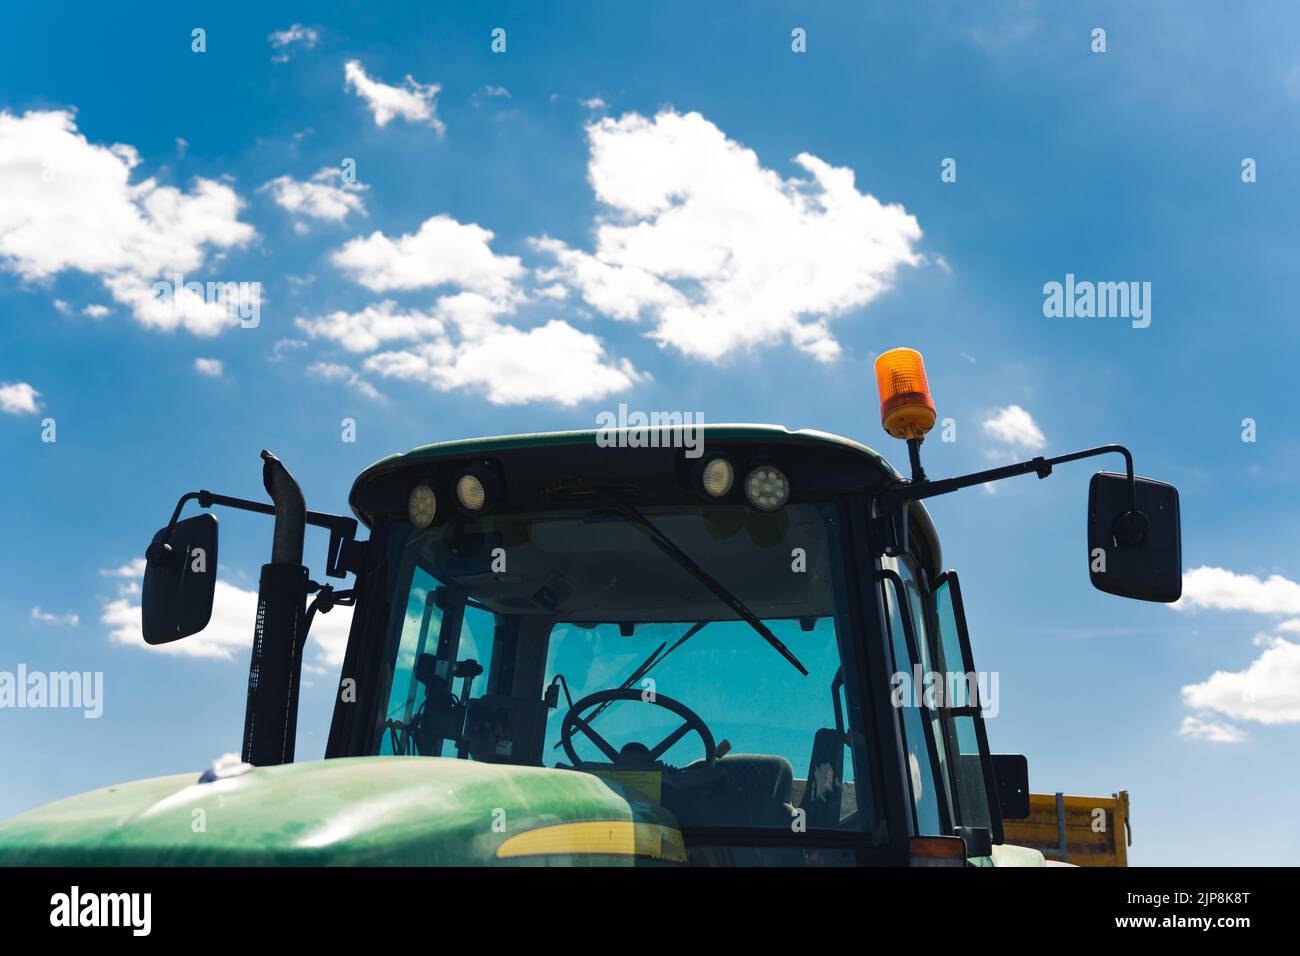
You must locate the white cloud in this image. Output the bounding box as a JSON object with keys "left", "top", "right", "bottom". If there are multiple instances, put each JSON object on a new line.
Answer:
{"left": 1182, "top": 635, "right": 1300, "bottom": 727}
{"left": 344, "top": 60, "right": 444, "bottom": 133}
{"left": 1174, "top": 566, "right": 1300, "bottom": 615}
{"left": 0, "top": 381, "right": 41, "bottom": 415}
{"left": 194, "top": 357, "right": 223, "bottom": 377}
{"left": 268, "top": 23, "right": 318, "bottom": 62}
{"left": 101, "top": 273, "right": 253, "bottom": 336}
{"left": 317, "top": 213, "right": 644, "bottom": 406}
{"left": 531, "top": 236, "right": 682, "bottom": 321}
{"left": 364, "top": 318, "right": 646, "bottom": 407}
{"left": 1168, "top": 566, "right": 1300, "bottom": 736}
{"left": 31, "top": 607, "right": 79, "bottom": 626}
{"left": 304, "top": 299, "right": 646, "bottom": 407}
{"left": 100, "top": 565, "right": 351, "bottom": 666}
{"left": 332, "top": 215, "right": 523, "bottom": 295}
{"left": 100, "top": 558, "right": 146, "bottom": 579}
{"left": 981, "top": 404, "right": 1047, "bottom": 452}
{"left": 82, "top": 303, "right": 110, "bottom": 318}
{"left": 269, "top": 338, "right": 309, "bottom": 362}
{"left": 1178, "top": 715, "right": 1247, "bottom": 744}
{"left": 480, "top": 85, "right": 511, "bottom": 99}
{"left": 261, "top": 167, "right": 367, "bottom": 222}
{"left": 534, "top": 110, "right": 922, "bottom": 362}
{"left": 307, "top": 361, "right": 384, "bottom": 401}
{"left": 302, "top": 109, "right": 924, "bottom": 405}
{"left": 297, "top": 300, "right": 446, "bottom": 353}
{"left": 579, "top": 97, "right": 608, "bottom": 110}
{"left": 0, "top": 109, "right": 255, "bottom": 334}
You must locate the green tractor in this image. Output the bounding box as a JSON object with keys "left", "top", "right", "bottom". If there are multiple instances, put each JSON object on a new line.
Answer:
{"left": 0, "top": 349, "right": 1181, "bottom": 867}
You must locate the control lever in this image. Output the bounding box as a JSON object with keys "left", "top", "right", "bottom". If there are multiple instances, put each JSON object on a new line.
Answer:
{"left": 455, "top": 659, "right": 484, "bottom": 702}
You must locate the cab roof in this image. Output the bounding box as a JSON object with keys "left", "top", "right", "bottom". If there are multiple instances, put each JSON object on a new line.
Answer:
{"left": 350, "top": 423, "right": 941, "bottom": 570}
{"left": 355, "top": 423, "right": 899, "bottom": 484}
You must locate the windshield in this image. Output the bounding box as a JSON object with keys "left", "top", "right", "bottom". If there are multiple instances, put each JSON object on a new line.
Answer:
{"left": 366, "top": 501, "right": 875, "bottom": 835}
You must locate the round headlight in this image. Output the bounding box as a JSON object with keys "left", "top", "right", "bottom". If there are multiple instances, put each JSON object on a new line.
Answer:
{"left": 701, "top": 457, "right": 734, "bottom": 497}
{"left": 408, "top": 485, "right": 437, "bottom": 529}
{"left": 456, "top": 473, "right": 487, "bottom": 512}
{"left": 745, "top": 466, "right": 789, "bottom": 512}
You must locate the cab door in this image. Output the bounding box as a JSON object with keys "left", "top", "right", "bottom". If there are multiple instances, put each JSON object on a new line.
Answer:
{"left": 927, "top": 571, "right": 1004, "bottom": 845}
{"left": 877, "top": 554, "right": 1005, "bottom": 853}
{"left": 878, "top": 552, "right": 956, "bottom": 838}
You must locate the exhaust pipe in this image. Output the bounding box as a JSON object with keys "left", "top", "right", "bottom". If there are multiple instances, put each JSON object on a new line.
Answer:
{"left": 241, "top": 450, "right": 311, "bottom": 766}
{"left": 262, "top": 450, "right": 306, "bottom": 565}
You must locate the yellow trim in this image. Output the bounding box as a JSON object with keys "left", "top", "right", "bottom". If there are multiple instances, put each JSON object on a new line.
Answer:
{"left": 495, "top": 820, "right": 687, "bottom": 862}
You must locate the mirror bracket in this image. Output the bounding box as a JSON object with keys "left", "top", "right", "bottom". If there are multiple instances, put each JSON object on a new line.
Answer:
{"left": 152, "top": 489, "right": 360, "bottom": 578}
{"left": 875, "top": 443, "right": 1140, "bottom": 559}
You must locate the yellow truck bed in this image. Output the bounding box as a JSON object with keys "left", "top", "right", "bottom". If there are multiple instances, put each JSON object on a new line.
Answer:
{"left": 1002, "top": 791, "right": 1131, "bottom": 867}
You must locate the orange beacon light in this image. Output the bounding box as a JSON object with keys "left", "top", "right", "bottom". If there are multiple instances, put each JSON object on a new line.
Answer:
{"left": 874, "top": 348, "right": 937, "bottom": 441}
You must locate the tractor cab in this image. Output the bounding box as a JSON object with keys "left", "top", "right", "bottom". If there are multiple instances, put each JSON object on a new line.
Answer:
{"left": 83, "top": 347, "right": 1181, "bottom": 867}
{"left": 340, "top": 427, "right": 906, "bottom": 856}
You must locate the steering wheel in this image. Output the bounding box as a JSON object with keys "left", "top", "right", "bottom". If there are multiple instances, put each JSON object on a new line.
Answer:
{"left": 560, "top": 688, "right": 717, "bottom": 770}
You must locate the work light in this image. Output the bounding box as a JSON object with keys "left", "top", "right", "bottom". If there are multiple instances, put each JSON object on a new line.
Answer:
{"left": 408, "top": 485, "right": 437, "bottom": 528}
{"left": 701, "top": 457, "right": 734, "bottom": 497}
{"left": 456, "top": 473, "right": 487, "bottom": 512}
{"left": 745, "top": 466, "right": 789, "bottom": 512}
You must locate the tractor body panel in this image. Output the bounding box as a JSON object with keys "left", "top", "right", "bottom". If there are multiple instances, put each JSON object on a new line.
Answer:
{"left": 0, "top": 756, "right": 680, "bottom": 866}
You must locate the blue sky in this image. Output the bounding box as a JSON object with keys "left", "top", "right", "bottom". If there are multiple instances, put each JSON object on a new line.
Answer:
{"left": 2, "top": 2, "right": 1299, "bottom": 864}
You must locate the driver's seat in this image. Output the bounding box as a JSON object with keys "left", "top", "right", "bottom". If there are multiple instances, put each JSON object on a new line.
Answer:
{"left": 664, "top": 754, "right": 795, "bottom": 828}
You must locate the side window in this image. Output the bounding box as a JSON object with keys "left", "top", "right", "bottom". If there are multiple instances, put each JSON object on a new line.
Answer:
{"left": 881, "top": 558, "right": 947, "bottom": 835}
{"left": 377, "top": 566, "right": 441, "bottom": 753}
{"left": 903, "top": 570, "right": 955, "bottom": 817}
{"left": 930, "top": 573, "right": 995, "bottom": 833}
{"left": 376, "top": 566, "right": 491, "bottom": 756}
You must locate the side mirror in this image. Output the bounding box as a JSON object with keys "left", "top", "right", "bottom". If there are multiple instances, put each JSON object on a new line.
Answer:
{"left": 990, "top": 753, "right": 1030, "bottom": 821}
{"left": 1088, "top": 471, "right": 1181, "bottom": 603}
{"left": 142, "top": 513, "right": 218, "bottom": 644}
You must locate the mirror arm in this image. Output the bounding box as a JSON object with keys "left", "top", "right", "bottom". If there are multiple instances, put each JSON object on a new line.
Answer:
{"left": 152, "top": 491, "right": 360, "bottom": 579}
{"left": 880, "top": 443, "right": 1136, "bottom": 511}
{"left": 877, "top": 444, "right": 1137, "bottom": 558}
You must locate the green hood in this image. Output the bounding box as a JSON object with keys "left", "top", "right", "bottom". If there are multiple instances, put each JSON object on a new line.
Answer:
{"left": 0, "top": 756, "right": 684, "bottom": 866}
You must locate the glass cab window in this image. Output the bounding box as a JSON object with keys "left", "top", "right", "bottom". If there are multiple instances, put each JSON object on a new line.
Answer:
{"left": 880, "top": 554, "right": 999, "bottom": 841}
{"left": 928, "top": 573, "right": 995, "bottom": 834}
{"left": 368, "top": 502, "right": 877, "bottom": 838}
{"left": 879, "top": 553, "right": 952, "bottom": 836}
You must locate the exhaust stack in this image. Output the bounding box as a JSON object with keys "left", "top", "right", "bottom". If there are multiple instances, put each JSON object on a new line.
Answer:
{"left": 242, "top": 451, "right": 311, "bottom": 766}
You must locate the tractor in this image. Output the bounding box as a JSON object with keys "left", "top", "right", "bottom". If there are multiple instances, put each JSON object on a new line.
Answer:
{"left": 0, "top": 348, "right": 1179, "bottom": 866}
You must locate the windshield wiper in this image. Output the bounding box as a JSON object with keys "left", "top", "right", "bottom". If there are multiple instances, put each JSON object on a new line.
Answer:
{"left": 596, "top": 492, "right": 808, "bottom": 676}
